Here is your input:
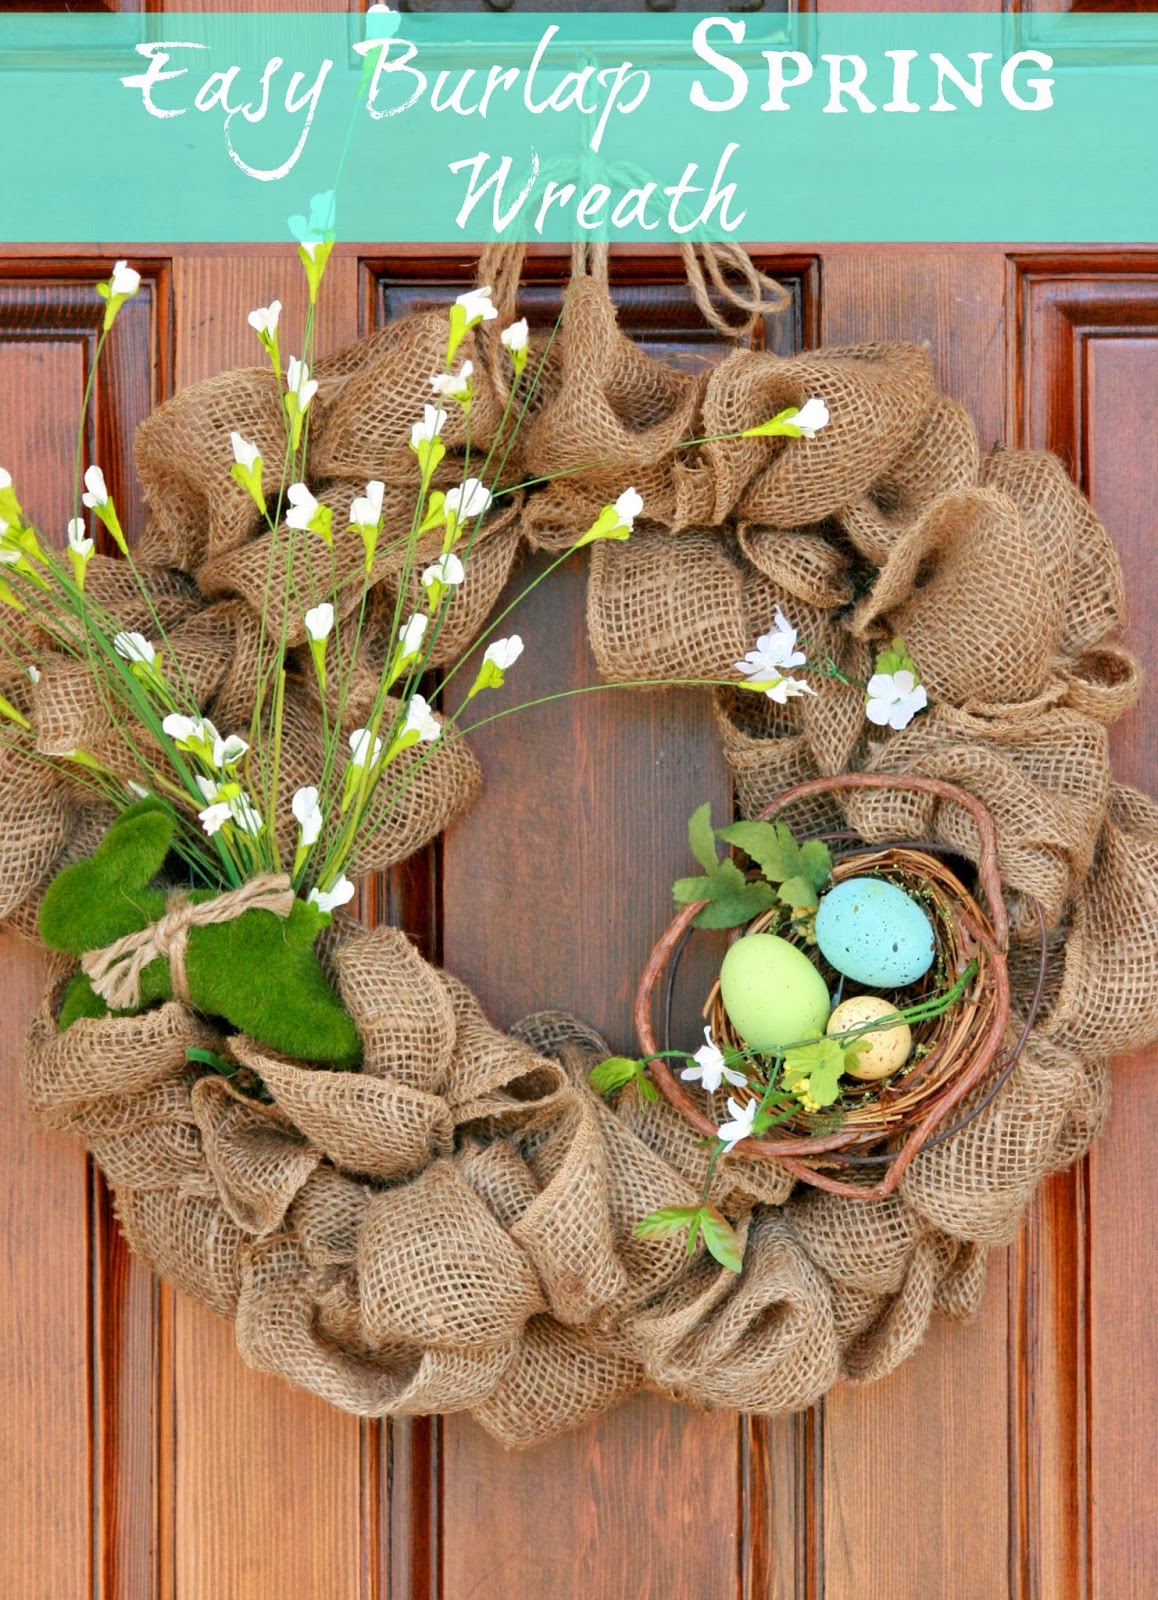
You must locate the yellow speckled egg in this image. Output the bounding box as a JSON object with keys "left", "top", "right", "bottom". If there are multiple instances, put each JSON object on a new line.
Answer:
{"left": 826, "top": 995, "right": 912, "bottom": 1081}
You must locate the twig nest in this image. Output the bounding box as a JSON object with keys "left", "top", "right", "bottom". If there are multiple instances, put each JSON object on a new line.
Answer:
{"left": 827, "top": 995, "right": 912, "bottom": 1081}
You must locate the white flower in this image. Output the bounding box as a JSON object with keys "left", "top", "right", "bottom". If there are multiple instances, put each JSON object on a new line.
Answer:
{"left": 484, "top": 636, "right": 523, "bottom": 672}
{"left": 0, "top": 469, "right": 10, "bottom": 489}
{"left": 196, "top": 775, "right": 261, "bottom": 835}
{"left": 82, "top": 465, "right": 109, "bottom": 509}
{"left": 67, "top": 518, "right": 93, "bottom": 557}
{"left": 790, "top": 397, "right": 830, "bottom": 439}
{"left": 292, "top": 785, "right": 323, "bottom": 848}
{"left": 27, "top": 665, "right": 40, "bottom": 684}
{"left": 164, "top": 713, "right": 216, "bottom": 748}
{"left": 285, "top": 356, "right": 318, "bottom": 410}
{"left": 126, "top": 781, "right": 149, "bottom": 799}
{"left": 430, "top": 361, "right": 473, "bottom": 400}
{"left": 717, "top": 1095, "right": 760, "bottom": 1152}
{"left": 230, "top": 432, "right": 260, "bottom": 472}
{"left": 365, "top": 3, "right": 400, "bottom": 39}
{"left": 680, "top": 1027, "right": 748, "bottom": 1095}
{"left": 213, "top": 733, "right": 248, "bottom": 769}
{"left": 231, "top": 792, "right": 263, "bottom": 835}
{"left": 109, "top": 260, "right": 141, "bottom": 299}
{"left": 735, "top": 609, "right": 807, "bottom": 679}
{"left": 164, "top": 714, "right": 244, "bottom": 769}
{"left": 500, "top": 318, "right": 529, "bottom": 354}
{"left": 444, "top": 478, "right": 492, "bottom": 521}
{"left": 454, "top": 286, "right": 498, "bottom": 327}
{"left": 401, "top": 693, "right": 440, "bottom": 745}
{"left": 113, "top": 631, "right": 156, "bottom": 666}
{"left": 195, "top": 775, "right": 231, "bottom": 835}
{"left": 576, "top": 486, "right": 644, "bottom": 548}
{"left": 613, "top": 487, "right": 644, "bottom": 529}
{"left": 349, "top": 726, "right": 383, "bottom": 770}
{"left": 198, "top": 799, "right": 233, "bottom": 836}
{"left": 865, "top": 670, "right": 928, "bottom": 732}
{"left": 285, "top": 482, "right": 319, "bottom": 531}
{"left": 410, "top": 405, "right": 446, "bottom": 449}
{"left": 395, "top": 694, "right": 441, "bottom": 748}
{"left": 288, "top": 192, "right": 335, "bottom": 246}
{"left": 248, "top": 300, "right": 281, "bottom": 338}
{"left": 349, "top": 480, "right": 384, "bottom": 528}
{"left": 764, "top": 675, "right": 817, "bottom": 705}
{"left": 304, "top": 602, "right": 334, "bottom": 643}
{"left": 398, "top": 613, "right": 429, "bottom": 657}
{"left": 308, "top": 876, "right": 357, "bottom": 916}
{"left": 422, "top": 553, "right": 465, "bottom": 589}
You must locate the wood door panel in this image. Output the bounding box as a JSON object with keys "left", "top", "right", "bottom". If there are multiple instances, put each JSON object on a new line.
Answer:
{"left": 163, "top": 252, "right": 371, "bottom": 1600}
{"left": 1083, "top": 333, "right": 1158, "bottom": 1596}
{"left": 417, "top": 255, "right": 811, "bottom": 1600}
{"left": 2, "top": 244, "right": 1155, "bottom": 1599}
{"left": 0, "top": 264, "right": 166, "bottom": 1600}
{"left": 0, "top": 938, "right": 90, "bottom": 1600}
{"left": 1014, "top": 268, "right": 1158, "bottom": 1600}
{"left": 1083, "top": 333, "right": 1158, "bottom": 1600}
{"left": 815, "top": 250, "right": 1014, "bottom": 1600}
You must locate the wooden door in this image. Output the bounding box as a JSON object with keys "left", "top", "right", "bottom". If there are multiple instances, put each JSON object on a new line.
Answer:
{"left": 1, "top": 38, "right": 1155, "bottom": 1600}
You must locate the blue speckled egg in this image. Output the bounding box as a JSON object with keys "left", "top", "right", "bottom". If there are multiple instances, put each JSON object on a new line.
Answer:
{"left": 815, "top": 877, "right": 936, "bottom": 988}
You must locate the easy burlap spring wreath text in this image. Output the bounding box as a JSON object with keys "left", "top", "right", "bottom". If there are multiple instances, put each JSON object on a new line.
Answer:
{"left": 4, "top": 245, "right": 1157, "bottom": 1447}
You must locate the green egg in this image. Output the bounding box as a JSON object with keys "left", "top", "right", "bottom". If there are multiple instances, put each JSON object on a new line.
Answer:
{"left": 719, "top": 933, "right": 832, "bottom": 1053}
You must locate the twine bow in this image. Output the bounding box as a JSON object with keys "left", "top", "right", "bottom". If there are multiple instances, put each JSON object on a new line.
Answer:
{"left": 81, "top": 872, "right": 296, "bottom": 1012}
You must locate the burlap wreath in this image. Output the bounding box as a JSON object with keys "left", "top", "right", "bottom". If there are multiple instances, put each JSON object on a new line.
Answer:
{"left": 8, "top": 247, "right": 1158, "bottom": 1448}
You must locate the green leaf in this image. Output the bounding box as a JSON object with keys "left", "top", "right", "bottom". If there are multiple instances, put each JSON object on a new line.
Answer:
{"left": 590, "top": 1055, "right": 660, "bottom": 1105}
{"left": 688, "top": 802, "right": 719, "bottom": 872}
{"left": 716, "top": 818, "right": 779, "bottom": 862}
{"left": 673, "top": 856, "right": 747, "bottom": 906}
{"left": 186, "top": 1047, "right": 237, "bottom": 1077}
{"left": 691, "top": 880, "right": 778, "bottom": 928}
{"left": 699, "top": 1204, "right": 744, "bottom": 1274}
{"left": 799, "top": 838, "right": 832, "bottom": 892}
{"left": 781, "top": 1037, "right": 848, "bottom": 1108}
{"left": 717, "top": 819, "right": 802, "bottom": 884}
{"left": 589, "top": 1056, "right": 641, "bottom": 1096}
{"left": 673, "top": 873, "right": 716, "bottom": 905}
{"left": 636, "top": 1204, "right": 745, "bottom": 1274}
{"left": 777, "top": 874, "right": 819, "bottom": 911}
{"left": 873, "top": 634, "right": 922, "bottom": 684}
{"left": 634, "top": 1205, "right": 702, "bottom": 1242}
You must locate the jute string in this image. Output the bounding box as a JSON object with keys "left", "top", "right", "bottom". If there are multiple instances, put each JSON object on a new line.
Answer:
{"left": 9, "top": 245, "right": 1158, "bottom": 1448}
{"left": 81, "top": 873, "right": 294, "bottom": 1011}
{"left": 678, "top": 241, "right": 792, "bottom": 336}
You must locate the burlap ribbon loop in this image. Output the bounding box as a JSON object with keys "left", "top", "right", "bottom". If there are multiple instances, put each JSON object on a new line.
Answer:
{"left": 81, "top": 872, "right": 295, "bottom": 1011}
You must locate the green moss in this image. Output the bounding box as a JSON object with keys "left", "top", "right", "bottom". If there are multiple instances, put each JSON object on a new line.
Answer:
{"left": 39, "top": 798, "right": 171, "bottom": 953}
{"left": 40, "top": 802, "right": 361, "bottom": 1068}
{"left": 186, "top": 898, "right": 361, "bottom": 1068}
